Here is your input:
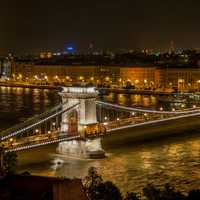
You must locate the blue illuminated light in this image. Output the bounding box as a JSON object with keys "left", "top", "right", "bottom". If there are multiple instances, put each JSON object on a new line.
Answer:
{"left": 64, "top": 43, "right": 76, "bottom": 54}
{"left": 67, "top": 47, "right": 74, "bottom": 51}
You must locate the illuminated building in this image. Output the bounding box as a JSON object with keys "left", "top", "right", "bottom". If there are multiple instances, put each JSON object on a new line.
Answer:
{"left": 0, "top": 58, "right": 12, "bottom": 78}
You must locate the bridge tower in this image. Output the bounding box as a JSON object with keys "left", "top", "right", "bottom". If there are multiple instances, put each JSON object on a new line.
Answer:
{"left": 57, "top": 86, "right": 105, "bottom": 158}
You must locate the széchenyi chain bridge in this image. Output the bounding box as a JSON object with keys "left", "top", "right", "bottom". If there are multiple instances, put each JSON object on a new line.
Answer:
{"left": 1, "top": 86, "right": 200, "bottom": 158}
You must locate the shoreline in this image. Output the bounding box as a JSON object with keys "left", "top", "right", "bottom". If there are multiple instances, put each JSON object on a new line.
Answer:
{"left": 0, "top": 82, "right": 58, "bottom": 90}
{"left": 0, "top": 82, "right": 175, "bottom": 95}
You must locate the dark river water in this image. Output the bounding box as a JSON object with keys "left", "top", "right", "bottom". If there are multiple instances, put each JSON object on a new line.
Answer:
{"left": 0, "top": 86, "right": 199, "bottom": 195}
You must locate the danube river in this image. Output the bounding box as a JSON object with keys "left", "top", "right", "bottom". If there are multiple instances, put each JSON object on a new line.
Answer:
{"left": 0, "top": 86, "right": 199, "bottom": 195}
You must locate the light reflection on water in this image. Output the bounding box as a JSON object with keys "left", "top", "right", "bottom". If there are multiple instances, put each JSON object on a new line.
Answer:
{"left": 0, "top": 87, "right": 199, "bottom": 194}
{"left": 19, "top": 134, "right": 200, "bottom": 195}
{"left": 0, "top": 87, "right": 60, "bottom": 131}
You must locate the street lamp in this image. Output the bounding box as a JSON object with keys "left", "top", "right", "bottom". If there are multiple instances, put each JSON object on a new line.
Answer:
{"left": 193, "top": 105, "right": 197, "bottom": 109}
{"left": 84, "top": 125, "right": 87, "bottom": 129}
{"left": 9, "top": 138, "right": 13, "bottom": 142}
{"left": 105, "top": 76, "right": 110, "bottom": 82}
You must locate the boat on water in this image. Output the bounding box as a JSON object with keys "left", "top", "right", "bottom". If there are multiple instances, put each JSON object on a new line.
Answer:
{"left": 158, "top": 94, "right": 187, "bottom": 103}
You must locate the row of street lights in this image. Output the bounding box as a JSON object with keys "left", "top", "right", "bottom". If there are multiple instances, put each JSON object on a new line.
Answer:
{"left": 8, "top": 73, "right": 200, "bottom": 90}
{"left": 102, "top": 104, "right": 198, "bottom": 124}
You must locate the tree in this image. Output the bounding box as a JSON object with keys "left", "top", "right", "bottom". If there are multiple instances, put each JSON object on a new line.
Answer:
{"left": 84, "top": 167, "right": 122, "bottom": 200}
{"left": 3, "top": 151, "right": 18, "bottom": 174}
{"left": 161, "top": 184, "right": 185, "bottom": 200}
{"left": 143, "top": 184, "right": 161, "bottom": 200}
{"left": 84, "top": 167, "right": 103, "bottom": 200}
{"left": 187, "top": 189, "right": 200, "bottom": 200}
{"left": 96, "top": 181, "right": 122, "bottom": 200}
{"left": 124, "top": 192, "right": 140, "bottom": 200}
{"left": 143, "top": 183, "right": 186, "bottom": 200}
{"left": 0, "top": 142, "right": 17, "bottom": 175}
{"left": 0, "top": 143, "right": 4, "bottom": 171}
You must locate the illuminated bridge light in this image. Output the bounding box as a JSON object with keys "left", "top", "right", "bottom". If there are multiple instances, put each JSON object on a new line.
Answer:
{"left": 6, "top": 135, "right": 81, "bottom": 153}
{"left": 1, "top": 102, "right": 79, "bottom": 141}
{"left": 107, "top": 112, "right": 200, "bottom": 133}
{"left": 96, "top": 101, "right": 200, "bottom": 115}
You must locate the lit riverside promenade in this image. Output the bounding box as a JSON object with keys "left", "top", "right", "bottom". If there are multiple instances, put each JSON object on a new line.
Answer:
{"left": 1, "top": 86, "right": 200, "bottom": 159}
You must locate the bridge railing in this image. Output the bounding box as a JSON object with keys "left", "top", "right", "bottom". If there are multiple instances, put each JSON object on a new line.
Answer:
{"left": 6, "top": 135, "right": 81, "bottom": 153}
{"left": 105, "top": 111, "right": 200, "bottom": 133}
{"left": 0, "top": 102, "right": 79, "bottom": 141}
{"left": 96, "top": 101, "right": 200, "bottom": 115}
{"left": 0, "top": 103, "right": 63, "bottom": 138}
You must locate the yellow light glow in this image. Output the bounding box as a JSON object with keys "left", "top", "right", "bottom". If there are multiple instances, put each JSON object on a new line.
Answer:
{"left": 105, "top": 76, "right": 110, "bottom": 81}
{"left": 178, "top": 79, "right": 184, "bottom": 83}
{"left": 135, "top": 79, "right": 139, "bottom": 84}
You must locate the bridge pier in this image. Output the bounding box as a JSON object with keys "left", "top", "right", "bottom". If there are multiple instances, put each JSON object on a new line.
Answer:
{"left": 57, "top": 138, "right": 105, "bottom": 159}
{"left": 58, "top": 86, "right": 105, "bottom": 158}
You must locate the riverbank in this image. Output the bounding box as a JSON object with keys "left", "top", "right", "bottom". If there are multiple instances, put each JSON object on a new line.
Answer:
{"left": 98, "top": 88, "right": 175, "bottom": 95}
{"left": 0, "top": 82, "right": 174, "bottom": 95}
{"left": 0, "top": 82, "right": 58, "bottom": 90}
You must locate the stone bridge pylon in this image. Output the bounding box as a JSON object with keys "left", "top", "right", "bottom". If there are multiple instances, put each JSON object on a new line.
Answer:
{"left": 57, "top": 86, "right": 105, "bottom": 158}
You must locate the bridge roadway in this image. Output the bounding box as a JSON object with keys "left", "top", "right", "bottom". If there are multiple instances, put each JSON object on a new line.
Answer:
{"left": 2, "top": 101, "right": 200, "bottom": 153}
{"left": 8, "top": 109, "right": 200, "bottom": 153}
{"left": 106, "top": 110, "right": 200, "bottom": 133}
{"left": 101, "top": 112, "right": 200, "bottom": 149}
{"left": 96, "top": 101, "right": 200, "bottom": 114}
{"left": 0, "top": 102, "right": 79, "bottom": 141}
{"left": 5, "top": 134, "right": 81, "bottom": 153}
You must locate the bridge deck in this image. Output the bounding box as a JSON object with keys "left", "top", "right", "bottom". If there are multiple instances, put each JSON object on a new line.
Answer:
{"left": 0, "top": 102, "right": 79, "bottom": 141}
{"left": 6, "top": 135, "right": 81, "bottom": 153}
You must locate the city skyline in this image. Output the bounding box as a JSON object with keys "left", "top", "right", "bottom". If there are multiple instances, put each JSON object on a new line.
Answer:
{"left": 1, "top": 0, "right": 200, "bottom": 54}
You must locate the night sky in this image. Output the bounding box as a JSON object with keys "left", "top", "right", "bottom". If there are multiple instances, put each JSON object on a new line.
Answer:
{"left": 1, "top": 0, "right": 200, "bottom": 54}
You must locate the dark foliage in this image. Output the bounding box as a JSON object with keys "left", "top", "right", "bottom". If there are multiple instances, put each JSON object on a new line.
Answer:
{"left": 84, "top": 167, "right": 200, "bottom": 200}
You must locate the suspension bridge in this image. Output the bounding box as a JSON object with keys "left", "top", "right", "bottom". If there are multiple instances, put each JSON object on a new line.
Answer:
{"left": 1, "top": 86, "right": 200, "bottom": 158}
